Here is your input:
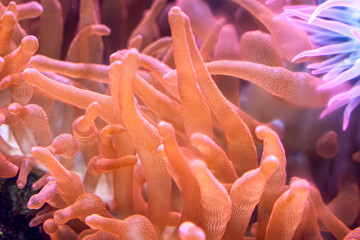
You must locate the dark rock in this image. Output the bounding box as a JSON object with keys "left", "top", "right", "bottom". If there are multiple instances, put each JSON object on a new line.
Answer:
{"left": 0, "top": 172, "right": 44, "bottom": 240}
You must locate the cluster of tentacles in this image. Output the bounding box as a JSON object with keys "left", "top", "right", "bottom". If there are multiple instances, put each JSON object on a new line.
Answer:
{"left": 0, "top": 0, "right": 359, "bottom": 239}
{"left": 285, "top": 0, "right": 360, "bottom": 130}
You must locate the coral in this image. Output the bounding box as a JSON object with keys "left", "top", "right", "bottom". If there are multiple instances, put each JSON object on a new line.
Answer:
{"left": 0, "top": 0, "right": 359, "bottom": 240}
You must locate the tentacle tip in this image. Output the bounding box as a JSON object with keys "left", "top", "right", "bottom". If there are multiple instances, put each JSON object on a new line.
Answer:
{"left": 261, "top": 155, "right": 280, "bottom": 175}
{"left": 169, "top": 6, "right": 182, "bottom": 16}
{"left": 8, "top": 1, "right": 17, "bottom": 7}
{"left": 316, "top": 84, "right": 329, "bottom": 91}
{"left": 53, "top": 210, "right": 70, "bottom": 225}
{"left": 109, "top": 52, "right": 123, "bottom": 64}
{"left": 28, "top": 220, "right": 37, "bottom": 228}
{"left": 2, "top": 11, "right": 16, "bottom": 25}
{"left": 327, "top": 98, "right": 336, "bottom": 107}
{"left": 255, "top": 125, "right": 271, "bottom": 139}
{"left": 190, "top": 132, "right": 207, "bottom": 148}
{"left": 291, "top": 54, "right": 302, "bottom": 63}
{"left": 31, "top": 146, "right": 50, "bottom": 159}
{"left": 85, "top": 214, "right": 101, "bottom": 225}
{"left": 190, "top": 132, "right": 203, "bottom": 141}
{"left": 36, "top": 5, "right": 44, "bottom": 14}
{"left": 31, "top": 146, "right": 43, "bottom": 153}
{"left": 126, "top": 48, "right": 140, "bottom": 60}
{"left": 27, "top": 199, "right": 40, "bottom": 210}
{"left": 158, "top": 121, "right": 173, "bottom": 138}
{"left": 91, "top": 25, "right": 111, "bottom": 36}
{"left": 342, "top": 120, "right": 350, "bottom": 131}
{"left": 109, "top": 60, "right": 122, "bottom": 76}
{"left": 29, "top": 55, "right": 40, "bottom": 64}
{"left": 43, "top": 219, "right": 58, "bottom": 234}
{"left": 22, "top": 68, "right": 39, "bottom": 80}
{"left": 290, "top": 178, "right": 310, "bottom": 195}
{"left": 179, "top": 221, "right": 206, "bottom": 239}
{"left": 8, "top": 102, "right": 22, "bottom": 115}
{"left": 88, "top": 102, "right": 100, "bottom": 112}
{"left": 190, "top": 159, "right": 207, "bottom": 172}
{"left": 17, "top": 180, "right": 25, "bottom": 189}
{"left": 32, "top": 183, "right": 41, "bottom": 190}
{"left": 21, "top": 35, "right": 39, "bottom": 53}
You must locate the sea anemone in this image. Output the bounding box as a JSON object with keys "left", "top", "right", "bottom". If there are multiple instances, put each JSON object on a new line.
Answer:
{"left": 285, "top": 0, "right": 360, "bottom": 130}
{"left": 0, "top": 0, "right": 359, "bottom": 240}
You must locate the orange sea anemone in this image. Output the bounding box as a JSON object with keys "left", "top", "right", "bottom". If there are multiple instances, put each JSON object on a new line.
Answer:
{"left": 0, "top": 0, "right": 359, "bottom": 239}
